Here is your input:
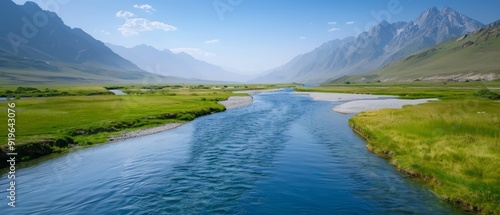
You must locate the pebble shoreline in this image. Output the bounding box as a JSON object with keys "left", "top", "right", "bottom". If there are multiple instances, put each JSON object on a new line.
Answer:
{"left": 109, "top": 123, "right": 184, "bottom": 142}
{"left": 299, "top": 92, "right": 437, "bottom": 114}
{"left": 332, "top": 98, "right": 438, "bottom": 114}
{"left": 217, "top": 96, "right": 253, "bottom": 110}
{"left": 296, "top": 92, "right": 395, "bottom": 102}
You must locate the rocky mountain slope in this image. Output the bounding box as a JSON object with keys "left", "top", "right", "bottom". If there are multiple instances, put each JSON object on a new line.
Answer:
{"left": 334, "top": 20, "right": 500, "bottom": 83}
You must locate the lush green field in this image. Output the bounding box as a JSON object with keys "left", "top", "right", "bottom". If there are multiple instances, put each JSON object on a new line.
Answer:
{"left": 0, "top": 87, "right": 232, "bottom": 146}
{"left": 0, "top": 83, "right": 289, "bottom": 97}
{"left": 303, "top": 83, "right": 499, "bottom": 214}
{"left": 351, "top": 99, "right": 499, "bottom": 214}
{"left": 0, "top": 84, "right": 291, "bottom": 145}
{"left": 297, "top": 81, "right": 500, "bottom": 99}
{"left": 0, "top": 84, "right": 293, "bottom": 166}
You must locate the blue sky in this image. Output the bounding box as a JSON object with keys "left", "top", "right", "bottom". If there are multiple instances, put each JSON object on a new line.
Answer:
{"left": 12, "top": 0, "right": 500, "bottom": 74}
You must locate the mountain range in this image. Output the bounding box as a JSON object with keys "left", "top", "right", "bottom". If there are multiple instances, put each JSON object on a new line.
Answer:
{"left": 334, "top": 19, "right": 500, "bottom": 83}
{"left": 106, "top": 44, "right": 251, "bottom": 82}
{"left": 0, "top": 1, "right": 497, "bottom": 85}
{"left": 254, "top": 7, "right": 485, "bottom": 83}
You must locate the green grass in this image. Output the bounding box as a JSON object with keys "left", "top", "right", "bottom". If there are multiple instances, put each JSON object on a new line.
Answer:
{"left": 0, "top": 84, "right": 295, "bottom": 156}
{"left": 312, "top": 83, "right": 500, "bottom": 214}
{"left": 0, "top": 85, "right": 113, "bottom": 97}
{"left": 297, "top": 84, "right": 500, "bottom": 100}
{"left": 0, "top": 83, "right": 292, "bottom": 163}
{"left": 0, "top": 83, "right": 294, "bottom": 97}
{"left": 0, "top": 87, "right": 235, "bottom": 146}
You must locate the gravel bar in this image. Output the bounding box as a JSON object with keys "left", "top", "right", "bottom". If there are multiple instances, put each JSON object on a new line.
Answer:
{"left": 218, "top": 96, "right": 253, "bottom": 110}
{"left": 233, "top": 89, "right": 281, "bottom": 95}
{"left": 333, "top": 98, "right": 438, "bottom": 114}
{"left": 109, "top": 122, "right": 184, "bottom": 142}
{"left": 295, "top": 92, "right": 395, "bottom": 102}
{"left": 298, "top": 92, "right": 437, "bottom": 114}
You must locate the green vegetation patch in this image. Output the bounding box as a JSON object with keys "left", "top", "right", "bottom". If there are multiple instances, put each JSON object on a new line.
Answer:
{"left": 342, "top": 83, "right": 500, "bottom": 214}
{"left": 0, "top": 89, "right": 231, "bottom": 145}
{"left": 297, "top": 82, "right": 500, "bottom": 99}
{"left": 0, "top": 83, "right": 292, "bottom": 166}
{"left": 474, "top": 88, "right": 500, "bottom": 100}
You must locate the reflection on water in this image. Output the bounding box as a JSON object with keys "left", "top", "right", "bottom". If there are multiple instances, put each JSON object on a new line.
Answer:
{"left": 0, "top": 89, "right": 466, "bottom": 214}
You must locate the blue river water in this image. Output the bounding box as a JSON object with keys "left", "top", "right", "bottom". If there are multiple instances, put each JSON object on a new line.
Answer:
{"left": 1, "top": 89, "right": 466, "bottom": 214}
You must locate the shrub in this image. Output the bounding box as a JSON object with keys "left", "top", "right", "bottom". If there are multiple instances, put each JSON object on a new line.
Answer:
{"left": 474, "top": 88, "right": 500, "bottom": 100}
{"left": 178, "top": 113, "right": 195, "bottom": 121}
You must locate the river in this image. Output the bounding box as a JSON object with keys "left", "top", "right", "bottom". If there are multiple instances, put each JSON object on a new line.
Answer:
{"left": 1, "top": 89, "right": 466, "bottom": 214}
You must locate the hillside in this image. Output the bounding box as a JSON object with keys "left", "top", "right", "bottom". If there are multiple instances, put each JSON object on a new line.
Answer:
{"left": 335, "top": 20, "right": 500, "bottom": 83}
{"left": 0, "top": 0, "right": 162, "bottom": 84}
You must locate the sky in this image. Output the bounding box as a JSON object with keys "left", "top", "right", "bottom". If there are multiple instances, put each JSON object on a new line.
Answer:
{"left": 12, "top": 0, "right": 500, "bottom": 74}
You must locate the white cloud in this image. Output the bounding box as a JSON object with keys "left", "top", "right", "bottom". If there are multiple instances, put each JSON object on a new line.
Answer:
{"left": 133, "top": 4, "right": 155, "bottom": 13}
{"left": 116, "top": 10, "right": 135, "bottom": 19}
{"left": 328, "top": 28, "right": 341, "bottom": 32}
{"left": 118, "top": 18, "right": 177, "bottom": 36}
{"left": 170, "top": 47, "right": 215, "bottom": 58}
{"left": 328, "top": 21, "right": 337, "bottom": 25}
{"left": 346, "top": 21, "right": 355, "bottom": 25}
{"left": 299, "top": 36, "right": 306, "bottom": 40}
{"left": 205, "top": 39, "right": 220, "bottom": 44}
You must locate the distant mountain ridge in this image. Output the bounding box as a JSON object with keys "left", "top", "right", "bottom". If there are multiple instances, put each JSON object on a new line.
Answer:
{"left": 0, "top": 0, "right": 158, "bottom": 84}
{"left": 255, "top": 6, "right": 484, "bottom": 83}
{"left": 106, "top": 44, "right": 252, "bottom": 82}
{"left": 334, "top": 19, "right": 500, "bottom": 83}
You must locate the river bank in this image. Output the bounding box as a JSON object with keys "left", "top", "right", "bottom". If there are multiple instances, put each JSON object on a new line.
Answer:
{"left": 109, "top": 95, "right": 254, "bottom": 141}
{"left": 301, "top": 90, "right": 499, "bottom": 214}
{"left": 1, "top": 87, "right": 466, "bottom": 215}
{"left": 295, "top": 91, "right": 395, "bottom": 102}
{"left": 218, "top": 96, "right": 253, "bottom": 110}
{"left": 297, "top": 92, "right": 437, "bottom": 114}
{"left": 0, "top": 94, "right": 254, "bottom": 169}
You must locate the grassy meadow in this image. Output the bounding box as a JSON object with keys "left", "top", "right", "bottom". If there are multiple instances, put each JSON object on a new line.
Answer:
{"left": 0, "top": 84, "right": 287, "bottom": 149}
{"left": 301, "top": 82, "right": 499, "bottom": 214}
{"left": 297, "top": 81, "right": 500, "bottom": 99}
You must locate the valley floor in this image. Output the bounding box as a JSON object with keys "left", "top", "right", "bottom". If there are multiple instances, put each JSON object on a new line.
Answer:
{"left": 0, "top": 84, "right": 283, "bottom": 169}
{"left": 1, "top": 83, "right": 498, "bottom": 214}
